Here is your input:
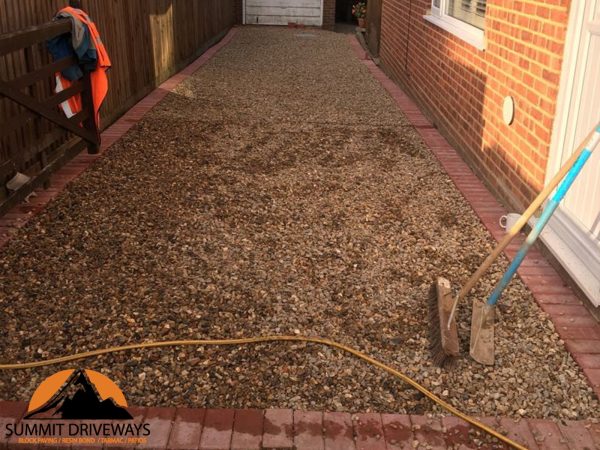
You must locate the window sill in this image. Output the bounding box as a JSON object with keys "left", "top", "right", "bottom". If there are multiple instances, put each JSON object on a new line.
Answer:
{"left": 423, "top": 14, "right": 486, "bottom": 51}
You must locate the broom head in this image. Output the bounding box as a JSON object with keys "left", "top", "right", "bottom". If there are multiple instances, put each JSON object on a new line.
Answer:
{"left": 429, "top": 277, "right": 459, "bottom": 367}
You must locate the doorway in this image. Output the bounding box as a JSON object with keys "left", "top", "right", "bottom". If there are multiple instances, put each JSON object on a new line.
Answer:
{"left": 545, "top": 0, "right": 600, "bottom": 306}
{"left": 336, "top": 0, "right": 355, "bottom": 24}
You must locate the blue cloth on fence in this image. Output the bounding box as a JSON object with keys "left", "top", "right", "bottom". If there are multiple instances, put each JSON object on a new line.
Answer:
{"left": 47, "top": 34, "right": 82, "bottom": 81}
{"left": 46, "top": 9, "right": 97, "bottom": 81}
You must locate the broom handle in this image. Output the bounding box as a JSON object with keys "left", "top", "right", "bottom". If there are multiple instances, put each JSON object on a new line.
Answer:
{"left": 446, "top": 122, "right": 600, "bottom": 328}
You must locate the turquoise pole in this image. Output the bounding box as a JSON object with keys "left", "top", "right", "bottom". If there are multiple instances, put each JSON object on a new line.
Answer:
{"left": 486, "top": 126, "right": 600, "bottom": 306}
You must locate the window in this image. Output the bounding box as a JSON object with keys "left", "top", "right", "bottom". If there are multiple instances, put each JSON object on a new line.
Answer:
{"left": 424, "top": 0, "right": 486, "bottom": 50}
{"left": 447, "top": 0, "right": 486, "bottom": 29}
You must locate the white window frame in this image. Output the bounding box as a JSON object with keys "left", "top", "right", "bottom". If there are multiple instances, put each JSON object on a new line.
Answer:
{"left": 424, "top": 0, "right": 486, "bottom": 51}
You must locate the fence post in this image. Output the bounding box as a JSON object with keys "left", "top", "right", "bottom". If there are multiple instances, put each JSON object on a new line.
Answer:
{"left": 80, "top": 72, "right": 100, "bottom": 154}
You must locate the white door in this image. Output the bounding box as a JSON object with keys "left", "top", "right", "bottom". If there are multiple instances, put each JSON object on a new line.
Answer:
{"left": 244, "top": 0, "right": 323, "bottom": 26}
{"left": 544, "top": 0, "right": 600, "bottom": 305}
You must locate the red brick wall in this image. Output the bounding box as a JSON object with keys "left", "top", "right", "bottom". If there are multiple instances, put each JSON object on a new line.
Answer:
{"left": 323, "top": 0, "right": 336, "bottom": 29}
{"left": 234, "top": 0, "right": 243, "bottom": 24}
{"left": 379, "top": 0, "right": 570, "bottom": 209}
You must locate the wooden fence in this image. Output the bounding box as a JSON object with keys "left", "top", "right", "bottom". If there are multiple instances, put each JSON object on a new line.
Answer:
{"left": 0, "top": 0, "right": 235, "bottom": 211}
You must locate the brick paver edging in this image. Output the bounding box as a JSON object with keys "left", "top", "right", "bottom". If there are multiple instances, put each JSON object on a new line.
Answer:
{"left": 1, "top": 401, "right": 599, "bottom": 449}
{"left": 346, "top": 35, "right": 600, "bottom": 400}
{"left": 0, "top": 27, "right": 239, "bottom": 250}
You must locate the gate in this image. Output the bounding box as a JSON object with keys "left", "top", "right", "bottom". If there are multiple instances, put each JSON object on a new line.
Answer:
{"left": 0, "top": 19, "right": 100, "bottom": 216}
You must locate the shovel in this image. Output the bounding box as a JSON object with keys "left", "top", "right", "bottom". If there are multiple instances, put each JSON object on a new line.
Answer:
{"left": 470, "top": 123, "right": 600, "bottom": 365}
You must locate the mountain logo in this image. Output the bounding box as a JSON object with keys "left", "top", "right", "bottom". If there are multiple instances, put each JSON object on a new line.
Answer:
{"left": 25, "top": 369, "right": 133, "bottom": 420}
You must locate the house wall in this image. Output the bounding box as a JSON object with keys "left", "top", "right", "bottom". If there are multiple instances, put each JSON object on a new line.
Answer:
{"left": 379, "top": 0, "right": 570, "bottom": 209}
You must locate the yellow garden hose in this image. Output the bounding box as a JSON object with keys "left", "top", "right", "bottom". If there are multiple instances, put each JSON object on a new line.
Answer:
{"left": 0, "top": 335, "right": 526, "bottom": 449}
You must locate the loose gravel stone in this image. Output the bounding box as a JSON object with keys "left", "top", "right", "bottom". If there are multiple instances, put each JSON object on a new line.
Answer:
{"left": 0, "top": 28, "right": 597, "bottom": 420}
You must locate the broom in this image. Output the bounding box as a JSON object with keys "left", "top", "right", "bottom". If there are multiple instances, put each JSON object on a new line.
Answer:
{"left": 429, "top": 125, "right": 599, "bottom": 367}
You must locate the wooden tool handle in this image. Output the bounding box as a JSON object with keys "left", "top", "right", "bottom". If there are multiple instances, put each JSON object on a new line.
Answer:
{"left": 446, "top": 123, "right": 599, "bottom": 327}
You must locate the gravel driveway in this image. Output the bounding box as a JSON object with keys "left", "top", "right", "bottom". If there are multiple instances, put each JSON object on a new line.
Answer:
{"left": 0, "top": 27, "right": 597, "bottom": 419}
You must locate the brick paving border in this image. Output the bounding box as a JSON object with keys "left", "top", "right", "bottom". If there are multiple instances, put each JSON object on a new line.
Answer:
{"left": 1, "top": 401, "right": 599, "bottom": 449}
{"left": 0, "top": 27, "right": 599, "bottom": 450}
{"left": 347, "top": 34, "right": 600, "bottom": 402}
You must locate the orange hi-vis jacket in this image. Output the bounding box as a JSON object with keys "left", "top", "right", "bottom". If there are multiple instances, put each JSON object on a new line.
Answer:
{"left": 54, "top": 6, "right": 111, "bottom": 128}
